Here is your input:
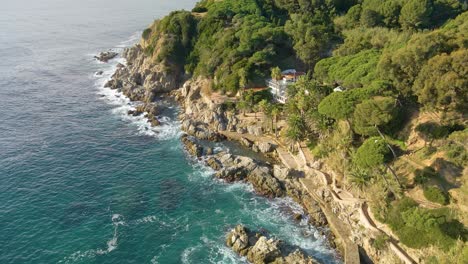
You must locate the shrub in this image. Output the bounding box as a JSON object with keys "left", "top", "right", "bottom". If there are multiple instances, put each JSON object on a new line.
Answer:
{"left": 414, "top": 166, "right": 438, "bottom": 185}
{"left": 424, "top": 186, "right": 449, "bottom": 205}
{"left": 142, "top": 28, "right": 152, "bottom": 40}
{"left": 221, "top": 101, "right": 237, "bottom": 112}
{"left": 444, "top": 130, "right": 468, "bottom": 166}
{"left": 385, "top": 198, "right": 461, "bottom": 249}
{"left": 192, "top": 6, "right": 208, "bottom": 13}
{"left": 416, "top": 122, "right": 450, "bottom": 142}
{"left": 372, "top": 234, "right": 389, "bottom": 250}
{"left": 445, "top": 145, "right": 467, "bottom": 167}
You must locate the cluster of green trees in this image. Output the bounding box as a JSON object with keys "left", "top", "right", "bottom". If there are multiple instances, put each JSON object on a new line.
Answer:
{"left": 382, "top": 198, "right": 466, "bottom": 249}
{"left": 143, "top": 0, "right": 343, "bottom": 93}
{"left": 336, "top": 0, "right": 465, "bottom": 30}
{"left": 142, "top": 0, "right": 468, "bottom": 254}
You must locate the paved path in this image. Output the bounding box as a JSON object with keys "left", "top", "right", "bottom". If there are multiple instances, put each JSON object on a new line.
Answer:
{"left": 220, "top": 129, "right": 417, "bottom": 264}
{"left": 275, "top": 145, "right": 299, "bottom": 169}
{"left": 221, "top": 131, "right": 300, "bottom": 169}
{"left": 299, "top": 143, "right": 417, "bottom": 264}
{"left": 300, "top": 177, "right": 361, "bottom": 264}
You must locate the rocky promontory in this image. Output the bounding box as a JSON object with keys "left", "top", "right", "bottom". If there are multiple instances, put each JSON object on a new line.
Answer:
{"left": 104, "top": 44, "right": 183, "bottom": 127}
{"left": 105, "top": 45, "right": 178, "bottom": 102}
{"left": 104, "top": 44, "right": 335, "bottom": 262}
{"left": 226, "top": 225, "right": 319, "bottom": 264}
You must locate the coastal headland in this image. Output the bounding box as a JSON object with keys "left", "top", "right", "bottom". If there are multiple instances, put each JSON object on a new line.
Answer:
{"left": 100, "top": 0, "right": 467, "bottom": 262}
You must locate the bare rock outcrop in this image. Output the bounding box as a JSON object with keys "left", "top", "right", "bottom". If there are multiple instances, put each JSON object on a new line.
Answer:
{"left": 105, "top": 45, "right": 179, "bottom": 103}
{"left": 208, "top": 152, "right": 285, "bottom": 198}
{"left": 95, "top": 51, "right": 118, "bottom": 62}
{"left": 226, "top": 225, "right": 319, "bottom": 264}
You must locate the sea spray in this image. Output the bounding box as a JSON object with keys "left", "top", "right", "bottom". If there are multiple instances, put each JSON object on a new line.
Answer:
{"left": 88, "top": 33, "right": 341, "bottom": 264}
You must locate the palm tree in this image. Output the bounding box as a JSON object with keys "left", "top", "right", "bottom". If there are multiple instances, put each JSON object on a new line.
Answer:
{"left": 258, "top": 99, "right": 271, "bottom": 126}
{"left": 237, "top": 99, "right": 248, "bottom": 117}
{"left": 349, "top": 168, "right": 373, "bottom": 195}
{"left": 271, "top": 104, "right": 280, "bottom": 138}
{"left": 271, "top": 66, "right": 282, "bottom": 81}
{"left": 286, "top": 113, "right": 306, "bottom": 152}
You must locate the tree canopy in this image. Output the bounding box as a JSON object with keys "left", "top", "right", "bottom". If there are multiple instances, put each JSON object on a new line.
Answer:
{"left": 354, "top": 137, "right": 392, "bottom": 169}
{"left": 353, "top": 97, "right": 398, "bottom": 136}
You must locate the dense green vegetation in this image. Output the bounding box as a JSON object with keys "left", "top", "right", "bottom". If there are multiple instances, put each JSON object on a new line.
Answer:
{"left": 382, "top": 198, "right": 466, "bottom": 249}
{"left": 143, "top": 0, "right": 468, "bottom": 257}
{"left": 423, "top": 185, "right": 450, "bottom": 205}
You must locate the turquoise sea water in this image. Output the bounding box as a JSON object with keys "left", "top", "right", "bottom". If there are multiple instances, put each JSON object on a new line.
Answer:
{"left": 0, "top": 1, "right": 340, "bottom": 263}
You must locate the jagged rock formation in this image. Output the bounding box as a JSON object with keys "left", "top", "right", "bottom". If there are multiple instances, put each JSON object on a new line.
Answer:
{"left": 94, "top": 51, "right": 118, "bottom": 62}
{"left": 104, "top": 45, "right": 182, "bottom": 127}
{"left": 177, "top": 78, "right": 234, "bottom": 140}
{"left": 226, "top": 225, "right": 319, "bottom": 264}
{"left": 180, "top": 135, "right": 328, "bottom": 226}
{"left": 208, "top": 152, "right": 284, "bottom": 198}
{"left": 106, "top": 45, "right": 179, "bottom": 102}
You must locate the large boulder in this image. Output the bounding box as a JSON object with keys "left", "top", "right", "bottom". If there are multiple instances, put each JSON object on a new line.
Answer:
{"left": 247, "top": 236, "right": 282, "bottom": 264}
{"left": 226, "top": 225, "right": 319, "bottom": 264}
{"left": 95, "top": 51, "right": 118, "bottom": 62}
{"left": 273, "top": 165, "right": 291, "bottom": 180}
{"left": 181, "top": 135, "right": 203, "bottom": 157}
{"left": 248, "top": 166, "right": 284, "bottom": 198}
{"left": 256, "top": 142, "right": 276, "bottom": 153}
{"left": 226, "top": 225, "right": 253, "bottom": 256}
{"left": 206, "top": 153, "right": 284, "bottom": 198}
{"left": 240, "top": 137, "right": 254, "bottom": 148}
{"left": 247, "top": 126, "right": 263, "bottom": 136}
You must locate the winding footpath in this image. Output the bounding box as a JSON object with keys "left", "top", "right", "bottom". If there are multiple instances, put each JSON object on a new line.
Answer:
{"left": 221, "top": 129, "right": 417, "bottom": 264}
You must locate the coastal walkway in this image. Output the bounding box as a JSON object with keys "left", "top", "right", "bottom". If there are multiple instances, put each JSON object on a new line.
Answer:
{"left": 220, "top": 128, "right": 416, "bottom": 264}
{"left": 296, "top": 145, "right": 417, "bottom": 264}
{"left": 220, "top": 130, "right": 361, "bottom": 263}
{"left": 300, "top": 177, "right": 361, "bottom": 264}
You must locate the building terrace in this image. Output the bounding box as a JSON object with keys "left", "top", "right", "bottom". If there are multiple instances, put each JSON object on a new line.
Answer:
{"left": 267, "top": 69, "right": 305, "bottom": 104}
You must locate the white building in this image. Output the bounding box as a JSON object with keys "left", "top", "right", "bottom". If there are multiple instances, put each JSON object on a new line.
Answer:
{"left": 267, "top": 69, "right": 304, "bottom": 104}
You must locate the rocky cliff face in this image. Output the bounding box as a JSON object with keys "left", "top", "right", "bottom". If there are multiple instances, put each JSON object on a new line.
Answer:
{"left": 104, "top": 43, "right": 338, "bottom": 261}
{"left": 176, "top": 78, "right": 234, "bottom": 140}
{"left": 104, "top": 45, "right": 182, "bottom": 127}
{"left": 106, "top": 45, "right": 179, "bottom": 103}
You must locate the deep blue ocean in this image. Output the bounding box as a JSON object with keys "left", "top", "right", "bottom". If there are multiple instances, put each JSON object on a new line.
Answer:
{"left": 0, "top": 1, "right": 340, "bottom": 263}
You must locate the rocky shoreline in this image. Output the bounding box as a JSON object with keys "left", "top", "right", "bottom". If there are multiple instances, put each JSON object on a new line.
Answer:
{"left": 226, "top": 225, "right": 320, "bottom": 264}
{"left": 103, "top": 46, "right": 340, "bottom": 263}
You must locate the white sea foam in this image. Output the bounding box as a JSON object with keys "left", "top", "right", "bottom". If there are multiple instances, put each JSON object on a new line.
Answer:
{"left": 59, "top": 214, "right": 126, "bottom": 263}
{"left": 187, "top": 161, "right": 215, "bottom": 182}
{"left": 150, "top": 244, "right": 169, "bottom": 264}
{"left": 223, "top": 181, "right": 254, "bottom": 193}
{"left": 239, "top": 196, "right": 340, "bottom": 262}
{"left": 93, "top": 33, "right": 181, "bottom": 141}
{"left": 201, "top": 236, "right": 246, "bottom": 264}
{"left": 180, "top": 244, "right": 202, "bottom": 264}
{"left": 116, "top": 31, "right": 142, "bottom": 48}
